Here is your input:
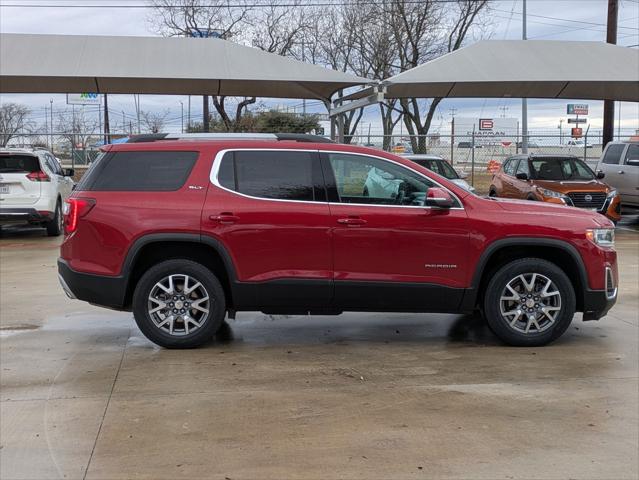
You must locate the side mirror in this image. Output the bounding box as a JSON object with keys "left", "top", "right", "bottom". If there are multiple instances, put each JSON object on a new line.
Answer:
{"left": 596, "top": 170, "right": 605, "bottom": 179}
{"left": 515, "top": 172, "right": 528, "bottom": 180}
{"left": 64, "top": 168, "right": 75, "bottom": 177}
{"left": 458, "top": 171, "right": 469, "bottom": 179}
{"left": 627, "top": 159, "right": 639, "bottom": 167}
{"left": 425, "top": 187, "right": 454, "bottom": 209}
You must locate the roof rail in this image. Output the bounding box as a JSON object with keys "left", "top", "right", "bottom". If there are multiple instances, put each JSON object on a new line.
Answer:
{"left": 126, "top": 133, "right": 334, "bottom": 143}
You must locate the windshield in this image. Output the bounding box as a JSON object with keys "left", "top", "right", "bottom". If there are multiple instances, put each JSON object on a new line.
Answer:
{"left": 414, "top": 159, "right": 459, "bottom": 180}
{"left": 530, "top": 157, "right": 595, "bottom": 181}
{"left": 0, "top": 154, "right": 40, "bottom": 173}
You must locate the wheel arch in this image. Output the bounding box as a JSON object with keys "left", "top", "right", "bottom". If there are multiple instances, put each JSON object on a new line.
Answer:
{"left": 464, "top": 238, "right": 588, "bottom": 313}
{"left": 121, "top": 233, "right": 238, "bottom": 310}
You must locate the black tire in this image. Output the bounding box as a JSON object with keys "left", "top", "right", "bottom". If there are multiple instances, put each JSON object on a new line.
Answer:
{"left": 488, "top": 188, "right": 497, "bottom": 197}
{"left": 132, "top": 259, "right": 226, "bottom": 348}
{"left": 483, "top": 258, "right": 576, "bottom": 347}
{"left": 363, "top": 186, "right": 370, "bottom": 197}
{"left": 526, "top": 194, "right": 537, "bottom": 201}
{"left": 46, "top": 200, "right": 63, "bottom": 237}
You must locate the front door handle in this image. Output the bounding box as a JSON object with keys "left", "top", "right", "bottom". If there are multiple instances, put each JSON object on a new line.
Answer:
{"left": 337, "top": 217, "right": 367, "bottom": 226}
{"left": 210, "top": 213, "right": 240, "bottom": 224}
{"left": 618, "top": 170, "right": 625, "bottom": 174}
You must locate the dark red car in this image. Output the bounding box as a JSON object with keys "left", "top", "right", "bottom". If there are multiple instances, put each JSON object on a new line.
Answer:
{"left": 58, "top": 134, "right": 618, "bottom": 348}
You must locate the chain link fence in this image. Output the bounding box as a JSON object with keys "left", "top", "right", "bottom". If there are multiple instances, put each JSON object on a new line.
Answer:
{"left": 2, "top": 130, "right": 635, "bottom": 193}
{"left": 0, "top": 132, "right": 116, "bottom": 166}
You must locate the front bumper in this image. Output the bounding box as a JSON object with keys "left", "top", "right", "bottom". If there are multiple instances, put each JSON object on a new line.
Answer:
{"left": 582, "top": 267, "right": 617, "bottom": 320}
{"left": 57, "top": 258, "right": 128, "bottom": 310}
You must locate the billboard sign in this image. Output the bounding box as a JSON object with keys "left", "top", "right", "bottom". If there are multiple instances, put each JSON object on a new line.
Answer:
{"left": 67, "top": 93, "right": 101, "bottom": 105}
{"left": 455, "top": 118, "right": 518, "bottom": 145}
{"left": 567, "top": 118, "right": 587, "bottom": 124}
{"left": 567, "top": 104, "right": 588, "bottom": 115}
{"left": 188, "top": 29, "right": 223, "bottom": 38}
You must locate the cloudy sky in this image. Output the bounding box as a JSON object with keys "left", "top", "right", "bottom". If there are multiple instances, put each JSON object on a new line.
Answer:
{"left": 1, "top": 0, "right": 638, "bottom": 137}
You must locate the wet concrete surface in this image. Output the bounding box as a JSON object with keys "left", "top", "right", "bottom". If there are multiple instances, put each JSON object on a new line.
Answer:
{"left": 0, "top": 218, "right": 637, "bottom": 479}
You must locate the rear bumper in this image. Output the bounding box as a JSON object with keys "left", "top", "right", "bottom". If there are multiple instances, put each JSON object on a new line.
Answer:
{"left": 0, "top": 208, "right": 52, "bottom": 225}
{"left": 57, "top": 258, "right": 128, "bottom": 309}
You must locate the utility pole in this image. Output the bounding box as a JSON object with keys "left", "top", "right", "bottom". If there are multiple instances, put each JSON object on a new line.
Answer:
{"left": 203, "top": 96, "right": 209, "bottom": 132}
{"left": 122, "top": 111, "right": 125, "bottom": 134}
{"left": 449, "top": 108, "right": 457, "bottom": 165}
{"left": 104, "top": 94, "right": 111, "bottom": 144}
{"left": 603, "top": 0, "right": 618, "bottom": 147}
{"left": 521, "top": 0, "right": 528, "bottom": 154}
{"left": 134, "top": 94, "right": 141, "bottom": 134}
{"left": 44, "top": 105, "right": 49, "bottom": 149}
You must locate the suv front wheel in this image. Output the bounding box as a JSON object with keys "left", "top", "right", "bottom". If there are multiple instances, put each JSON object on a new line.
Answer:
{"left": 483, "top": 258, "right": 576, "bottom": 346}
{"left": 132, "top": 259, "right": 226, "bottom": 348}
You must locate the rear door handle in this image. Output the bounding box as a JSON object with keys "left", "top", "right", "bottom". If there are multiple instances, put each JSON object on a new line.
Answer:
{"left": 337, "top": 217, "right": 367, "bottom": 226}
{"left": 210, "top": 213, "right": 240, "bottom": 224}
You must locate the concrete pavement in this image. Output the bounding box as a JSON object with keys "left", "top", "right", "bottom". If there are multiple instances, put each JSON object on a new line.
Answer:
{"left": 1, "top": 223, "right": 637, "bottom": 479}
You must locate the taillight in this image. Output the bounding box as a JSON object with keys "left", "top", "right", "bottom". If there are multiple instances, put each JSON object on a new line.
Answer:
{"left": 64, "top": 198, "right": 95, "bottom": 234}
{"left": 26, "top": 171, "right": 50, "bottom": 182}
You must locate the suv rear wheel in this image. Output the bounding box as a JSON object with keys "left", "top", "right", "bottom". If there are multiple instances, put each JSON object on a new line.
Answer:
{"left": 483, "top": 258, "right": 575, "bottom": 346}
{"left": 132, "top": 259, "right": 226, "bottom": 348}
{"left": 46, "top": 200, "right": 63, "bottom": 237}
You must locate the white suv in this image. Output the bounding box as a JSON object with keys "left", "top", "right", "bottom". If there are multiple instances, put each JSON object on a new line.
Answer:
{"left": 0, "top": 148, "right": 74, "bottom": 236}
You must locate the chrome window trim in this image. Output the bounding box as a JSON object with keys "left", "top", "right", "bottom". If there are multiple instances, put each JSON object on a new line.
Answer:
{"left": 209, "top": 148, "right": 464, "bottom": 210}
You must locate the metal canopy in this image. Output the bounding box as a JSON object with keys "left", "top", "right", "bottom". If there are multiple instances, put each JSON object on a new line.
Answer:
{"left": 382, "top": 40, "right": 639, "bottom": 102}
{"left": 0, "top": 33, "right": 369, "bottom": 100}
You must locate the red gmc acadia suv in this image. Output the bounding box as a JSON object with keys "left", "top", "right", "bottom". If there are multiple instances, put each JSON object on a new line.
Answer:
{"left": 57, "top": 133, "right": 618, "bottom": 348}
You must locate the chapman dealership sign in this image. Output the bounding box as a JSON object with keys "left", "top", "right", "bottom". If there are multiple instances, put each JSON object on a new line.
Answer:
{"left": 455, "top": 118, "right": 518, "bottom": 145}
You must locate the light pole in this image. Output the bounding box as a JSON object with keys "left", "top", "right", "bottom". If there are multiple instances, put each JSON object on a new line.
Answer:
{"left": 49, "top": 98, "right": 53, "bottom": 151}
{"left": 558, "top": 118, "right": 564, "bottom": 145}
{"left": 180, "top": 101, "right": 184, "bottom": 133}
{"left": 521, "top": 0, "right": 528, "bottom": 154}
{"left": 187, "top": 96, "right": 191, "bottom": 132}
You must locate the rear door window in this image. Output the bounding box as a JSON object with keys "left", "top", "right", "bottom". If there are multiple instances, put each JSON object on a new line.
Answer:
{"left": 624, "top": 144, "right": 639, "bottom": 166}
{"left": 216, "top": 150, "right": 324, "bottom": 202}
{"left": 602, "top": 144, "right": 625, "bottom": 165}
{"left": 84, "top": 151, "right": 198, "bottom": 191}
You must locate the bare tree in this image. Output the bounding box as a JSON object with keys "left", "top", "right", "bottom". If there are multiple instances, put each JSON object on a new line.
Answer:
{"left": 0, "top": 103, "right": 32, "bottom": 147}
{"left": 56, "top": 108, "right": 99, "bottom": 159}
{"left": 149, "top": 1, "right": 312, "bottom": 132}
{"left": 140, "top": 109, "right": 170, "bottom": 133}
{"left": 148, "top": 0, "right": 250, "bottom": 39}
{"left": 391, "top": 0, "right": 489, "bottom": 153}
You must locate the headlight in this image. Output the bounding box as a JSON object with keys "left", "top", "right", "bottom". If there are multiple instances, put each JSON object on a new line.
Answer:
{"left": 537, "top": 187, "right": 564, "bottom": 198}
{"left": 586, "top": 228, "right": 615, "bottom": 247}
{"left": 607, "top": 189, "right": 618, "bottom": 198}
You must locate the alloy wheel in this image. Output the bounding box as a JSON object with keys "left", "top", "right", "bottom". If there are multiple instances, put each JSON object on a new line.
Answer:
{"left": 147, "top": 274, "right": 210, "bottom": 336}
{"left": 499, "top": 273, "right": 562, "bottom": 334}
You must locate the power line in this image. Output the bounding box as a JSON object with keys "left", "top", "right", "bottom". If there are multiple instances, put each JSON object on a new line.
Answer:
{"left": 0, "top": 0, "right": 603, "bottom": 8}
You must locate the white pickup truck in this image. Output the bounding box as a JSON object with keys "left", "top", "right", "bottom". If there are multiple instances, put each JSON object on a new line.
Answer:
{"left": 0, "top": 148, "right": 74, "bottom": 236}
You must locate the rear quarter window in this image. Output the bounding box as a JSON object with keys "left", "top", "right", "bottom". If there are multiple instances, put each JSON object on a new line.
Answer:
{"left": 82, "top": 151, "right": 198, "bottom": 191}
